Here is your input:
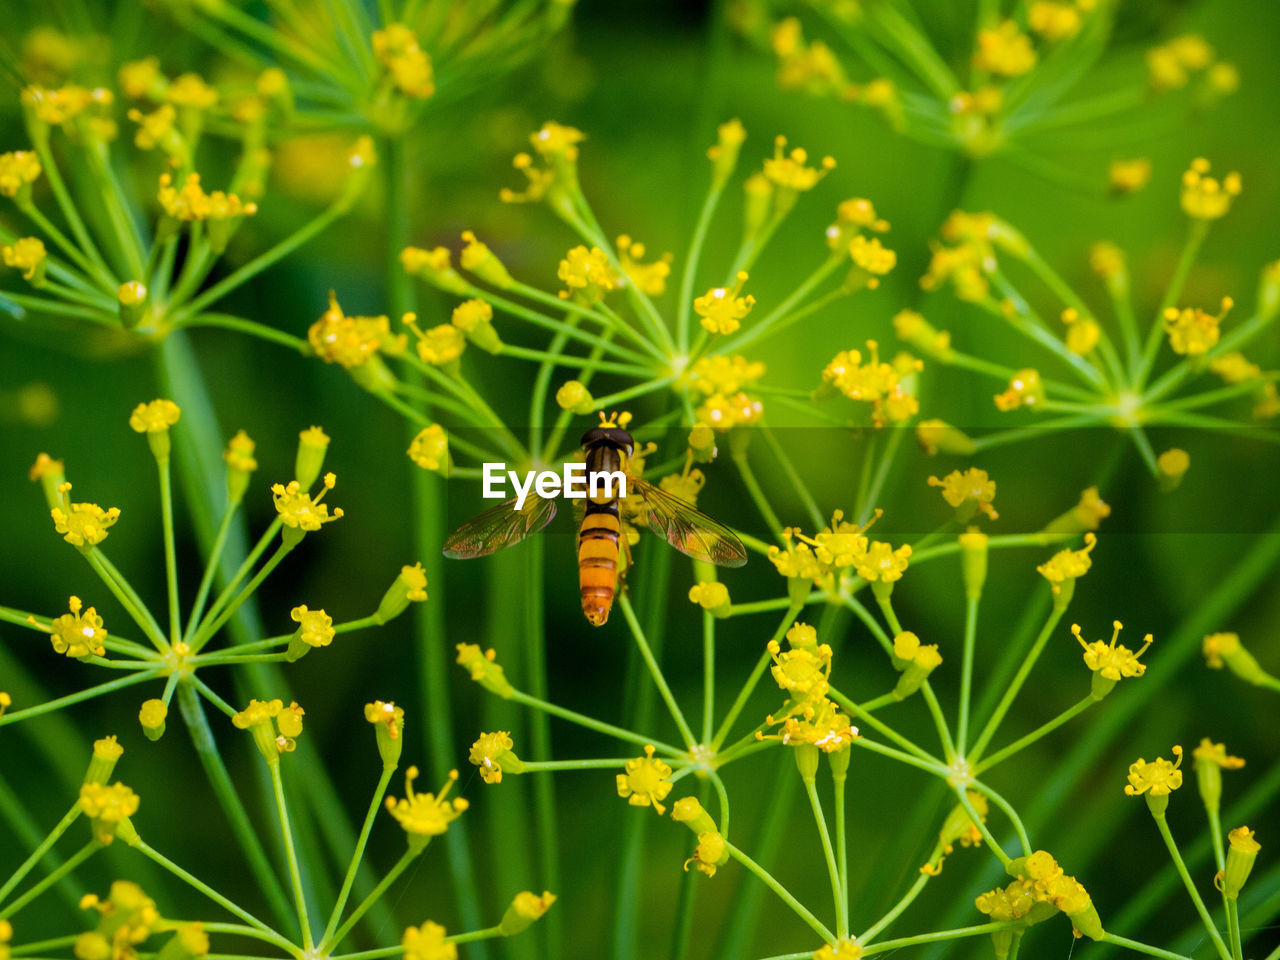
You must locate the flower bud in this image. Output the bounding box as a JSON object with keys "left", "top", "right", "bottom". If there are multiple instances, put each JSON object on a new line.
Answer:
{"left": 708, "top": 118, "right": 746, "bottom": 188}
{"left": 29, "top": 453, "right": 68, "bottom": 511}
{"left": 892, "top": 632, "right": 942, "bottom": 700}
{"left": 460, "top": 231, "right": 513, "bottom": 288}
{"left": 743, "top": 172, "right": 773, "bottom": 240}
{"left": 688, "top": 424, "right": 717, "bottom": 463}
{"left": 828, "top": 743, "right": 852, "bottom": 780}
{"left": 960, "top": 528, "right": 988, "bottom": 599}
{"left": 499, "top": 891, "right": 556, "bottom": 937}
{"left": 376, "top": 563, "right": 428, "bottom": 623}
{"left": 364, "top": 701, "right": 405, "bottom": 768}
{"left": 118, "top": 281, "right": 148, "bottom": 328}
{"left": 456, "top": 643, "right": 515, "bottom": 698}
{"left": 401, "top": 245, "right": 469, "bottom": 295}
{"left": 295, "top": 426, "right": 330, "bottom": 490}
{"left": 1217, "top": 826, "right": 1259, "bottom": 899}
{"left": 1203, "top": 632, "right": 1275, "bottom": 686}
{"left": 451, "top": 298, "right": 502, "bottom": 353}
{"left": 915, "top": 419, "right": 976, "bottom": 456}
{"left": 1258, "top": 260, "right": 1280, "bottom": 320}
{"left": 222, "top": 430, "right": 257, "bottom": 504}
{"left": 1156, "top": 448, "right": 1189, "bottom": 493}
{"left": 84, "top": 736, "right": 124, "bottom": 785}
{"left": 688, "top": 581, "right": 731, "bottom": 618}
{"left": 337, "top": 136, "right": 377, "bottom": 213}
{"left": 794, "top": 742, "right": 820, "bottom": 781}
{"left": 671, "top": 796, "right": 718, "bottom": 835}
{"left": 555, "top": 380, "right": 595, "bottom": 414}
{"left": 139, "top": 700, "right": 167, "bottom": 742}
{"left": 155, "top": 925, "right": 209, "bottom": 960}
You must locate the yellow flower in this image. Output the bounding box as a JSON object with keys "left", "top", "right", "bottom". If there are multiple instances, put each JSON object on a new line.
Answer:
{"left": 1089, "top": 241, "right": 1126, "bottom": 278}
{"left": 166, "top": 73, "right": 218, "bottom": 109}
{"left": 224, "top": 430, "right": 258, "bottom": 475}
{"left": 22, "top": 84, "right": 112, "bottom": 126}
{"left": 79, "top": 781, "right": 139, "bottom": 827}
{"left": 1029, "top": 1, "right": 1083, "bottom": 41}
{"left": 309, "top": 292, "right": 404, "bottom": 369}
{"left": 271, "top": 474, "right": 343, "bottom": 532}
{"left": 1209, "top": 352, "right": 1262, "bottom": 384}
{"left": 893, "top": 309, "right": 952, "bottom": 360}
{"left": 616, "top": 745, "right": 674, "bottom": 815}
{"left": 994, "top": 369, "right": 1046, "bottom": 411}
{"left": 821, "top": 340, "right": 917, "bottom": 426}
{"left": 768, "top": 631, "right": 832, "bottom": 699}
{"left": 407, "top": 319, "right": 466, "bottom": 366}
{"left": 2, "top": 237, "right": 47, "bottom": 282}
{"left": 1181, "top": 158, "right": 1241, "bottom": 220}
{"left": 1194, "top": 739, "right": 1245, "bottom": 771}
{"left": 1109, "top": 158, "right": 1152, "bottom": 194}
{"left": 848, "top": 235, "right": 896, "bottom": 286}
{"left": 1125, "top": 745, "right": 1184, "bottom": 797}
{"left": 1073, "top": 620, "right": 1153, "bottom": 681}
{"left": 0, "top": 151, "right": 42, "bottom": 198}
{"left": 707, "top": 118, "right": 747, "bottom": 185}
{"left": 499, "top": 891, "right": 557, "bottom": 936}
{"left": 688, "top": 581, "right": 730, "bottom": 612}
{"left": 157, "top": 172, "right": 257, "bottom": 222}
{"left": 372, "top": 24, "right": 435, "bottom": 99}
{"left": 118, "top": 57, "right": 165, "bottom": 99}
{"left": 455, "top": 643, "right": 515, "bottom": 697}
{"left": 761, "top": 696, "right": 858, "bottom": 753}
{"left": 814, "top": 940, "right": 863, "bottom": 960}
{"left": 683, "top": 832, "right": 728, "bottom": 878}
{"left": 854, "top": 541, "right": 912, "bottom": 583}
{"left": 1036, "top": 533, "right": 1096, "bottom": 594}
{"left": 695, "top": 391, "right": 763, "bottom": 432}
{"left": 530, "top": 121, "right": 586, "bottom": 162}
{"left": 928, "top": 468, "right": 998, "bottom": 520}
{"left": 798, "top": 510, "right": 876, "bottom": 568}
{"left": 385, "top": 767, "right": 468, "bottom": 843}
{"left": 617, "top": 235, "right": 672, "bottom": 295}
{"left": 232, "top": 698, "right": 306, "bottom": 754}
{"left": 558, "top": 245, "right": 618, "bottom": 304}
{"left": 128, "top": 399, "right": 181, "bottom": 434}
{"left": 772, "top": 18, "right": 849, "bottom": 99}
{"left": 127, "top": 105, "right": 178, "bottom": 152}
{"left": 468, "top": 731, "right": 523, "bottom": 784}
{"left": 52, "top": 493, "right": 121, "bottom": 547}
{"left": 1163, "top": 297, "right": 1231, "bottom": 355}
{"left": 973, "top": 20, "right": 1037, "bottom": 77}
{"left": 402, "top": 921, "right": 455, "bottom": 960}
{"left": 695, "top": 272, "right": 756, "bottom": 335}
{"left": 766, "top": 528, "right": 826, "bottom": 582}
{"left": 1202, "top": 632, "right": 1240, "bottom": 669}
{"left": 407, "top": 425, "right": 449, "bottom": 472}
{"left": 45, "top": 596, "right": 107, "bottom": 659}
{"left": 290, "top": 605, "right": 334, "bottom": 649}
{"left": 1061, "top": 308, "right": 1101, "bottom": 355}
{"left": 690, "top": 355, "right": 766, "bottom": 395}
{"left": 1158, "top": 448, "right": 1190, "bottom": 480}
{"left": 762, "top": 135, "right": 835, "bottom": 192}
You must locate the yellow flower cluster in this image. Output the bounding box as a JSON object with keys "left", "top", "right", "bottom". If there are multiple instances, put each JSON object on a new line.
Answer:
{"left": 308, "top": 293, "right": 405, "bottom": 369}
{"left": 558, "top": 245, "right": 618, "bottom": 304}
{"left": 76, "top": 882, "right": 167, "bottom": 960}
{"left": 771, "top": 18, "right": 849, "bottom": 99}
{"left": 157, "top": 172, "right": 257, "bottom": 222}
{"left": 1148, "top": 36, "right": 1236, "bottom": 94}
{"left": 468, "top": 731, "right": 523, "bottom": 784}
{"left": 51, "top": 490, "right": 121, "bottom": 548}
{"left": 1180, "top": 158, "right": 1241, "bottom": 220}
{"left": 821, "top": 341, "right": 920, "bottom": 426}
{"left": 2, "top": 237, "right": 47, "bottom": 282}
{"left": 973, "top": 21, "right": 1037, "bottom": 77}
{"left": 386, "top": 768, "right": 468, "bottom": 845}
{"left": 1073, "top": 620, "right": 1153, "bottom": 698}
{"left": 372, "top": 24, "right": 435, "bottom": 99}
{"left": 272, "top": 474, "right": 343, "bottom": 532}
{"left": 402, "top": 921, "right": 454, "bottom": 960}
{"left": 1163, "top": 297, "right": 1232, "bottom": 355}
{"left": 290, "top": 605, "right": 334, "bottom": 650}
{"left": 1125, "top": 745, "right": 1184, "bottom": 797}
{"left": 759, "top": 622, "right": 858, "bottom": 753}
{"left": 617, "top": 235, "right": 672, "bottom": 296}
{"left": 232, "top": 698, "right": 306, "bottom": 754}
{"left": 1036, "top": 532, "right": 1096, "bottom": 594}
{"left": 0, "top": 150, "right": 42, "bottom": 198}
{"left": 929, "top": 468, "right": 998, "bottom": 521}
{"left": 44, "top": 596, "right": 107, "bottom": 659}
{"left": 976, "top": 850, "right": 1102, "bottom": 940}
{"left": 408, "top": 424, "right": 449, "bottom": 473}
{"left": 694, "top": 271, "right": 755, "bottom": 336}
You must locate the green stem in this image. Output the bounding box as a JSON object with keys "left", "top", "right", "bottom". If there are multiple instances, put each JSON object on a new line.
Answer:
{"left": 0, "top": 802, "right": 80, "bottom": 906}
{"left": 507, "top": 690, "right": 682, "bottom": 757}
{"left": 677, "top": 181, "right": 726, "bottom": 352}
{"left": 158, "top": 458, "right": 181, "bottom": 645}
{"left": 320, "top": 764, "right": 394, "bottom": 949}
{"left": 618, "top": 593, "right": 697, "bottom": 749}
{"left": 0, "top": 841, "right": 99, "bottom": 919}
{"left": 956, "top": 593, "right": 979, "bottom": 755}
{"left": 1151, "top": 814, "right": 1231, "bottom": 960}
{"left": 327, "top": 849, "right": 418, "bottom": 949}
{"left": 974, "top": 696, "right": 1094, "bottom": 774}
{"left": 803, "top": 778, "right": 846, "bottom": 939}
{"left": 1135, "top": 219, "right": 1209, "bottom": 388}
{"left": 723, "top": 841, "right": 835, "bottom": 944}
{"left": 859, "top": 871, "right": 930, "bottom": 943}
{"left": 184, "top": 503, "right": 240, "bottom": 641}
{"left": 270, "top": 763, "right": 313, "bottom": 949}
{"left": 1100, "top": 933, "right": 1192, "bottom": 960}
{"left": 711, "top": 605, "right": 802, "bottom": 751}
{"left": 702, "top": 611, "right": 715, "bottom": 744}
{"left": 0, "top": 670, "right": 161, "bottom": 728}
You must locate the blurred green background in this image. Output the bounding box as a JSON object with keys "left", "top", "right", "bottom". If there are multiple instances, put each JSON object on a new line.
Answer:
{"left": 2, "top": 1, "right": 1278, "bottom": 958}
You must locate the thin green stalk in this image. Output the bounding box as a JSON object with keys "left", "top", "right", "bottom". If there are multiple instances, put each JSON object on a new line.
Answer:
{"left": 0, "top": 670, "right": 161, "bottom": 728}
{"left": 862, "top": 922, "right": 1022, "bottom": 955}
{"left": 804, "top": 779, "right": 846, "bottom": 939}
{"left": 327, "top": 849, "right": 418, "bottom": 949}
{"left": 857, "top": 425, "right": 905, "bottom": 525}
{"left": 0, "top": 802, "right": 80, "bottom": 906}
{"left": 270, "top": 755, "right": 312, "bottom": 948}
{"left": 82, "top": 550, "right": 169, "bottom": 651}
{"left": 184, "top": 503, "right": 241, "bottom": 640}
{"left": 0, "top": 841, "right": 99, "bottom": 919}
{"left": 178, "top": 313, "right": 311, "bottom": 353}
{"left": 968, "top": 600, "right": 1066, "bottom": 762}
{"left": 158, "top": 458, "right": 181, "bottom": 645}
{"left": 676, "top": 180, "right": 726, "bottom": 351}
{"left": 1226, "top": 899, "right": 1242, "bottom": 960}
{"left": 506, "top": 690, "right": 682, "bottom": 756}
{"left": 732, "top": 450, "right": 784, "bottom": 541}
{"left": 1135, "top": 219, "right": 1209, "bottom": 388}
{"left": 1100, "top": 933, "right": 1192, "bottom": 960}
{"left": 1151, "top": 814, "right": 1231, "bottom": 960}
{"left": 859, "top": 871, "right": 930, "bottom": 942}
{"left": 956, "top": 594, "right": 979, "bottom": 755}
{"left": 618, "top": 593, "right": 697, "bottom": 748}
{"left": 833, "top": 776, "right": 849, "bottom": 938}
{"left": 702, "top": 611, "right": 715, "bottom": 744}
{"left": 954, "top": 785, "right": 1011, "bottom": 868}
{"left": 192, "top": 540, "right": 296, "bottom": 651}
{"left": 319, "top": 765, "right": 395, "bottom": 950}
{"left": 759, "top": 423, "right": 825, "bottom": 531}
{"left": 829, "top": 690, "right": 943, "bottom": 766}
{"left": 175, "top": 683, "right": 295, "bottom": 933}
{"left": 974, "top": 696, "right": 1094, "bottom": 773}
{"left": 723, "top": 841, "right": 835, "bottom": 944}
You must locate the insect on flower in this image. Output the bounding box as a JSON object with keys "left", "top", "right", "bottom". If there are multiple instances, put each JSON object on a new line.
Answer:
{"left": 443, "top": 413, "right": 746, "bottom": 626}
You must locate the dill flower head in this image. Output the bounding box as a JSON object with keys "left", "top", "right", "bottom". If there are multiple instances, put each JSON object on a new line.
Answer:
{"left": 929, "top": 468, "right": 998, "bottom": 521}
{"left": 272, "top": 474, "right": 343, "bottom": 532}
{"left": 1181, "top": 158, "right": 1241, "bottom": 220}
{"left": 2, "top": 237, "right": 47, "bottom": 283}
{"left": 1126, "top": 745, "right": 1184, "bottom": 808}
{"left": 616, "top": 745, "right": 674, "bottom": 816}
{"left": 309, "top": 292, "right": 405, "bottom": 369}
{"left": 290, "top": 605, "right": 334, "bottom": 649}
{"left": 1036, "top": 533, "right": 1096, "bottom": 596}
{"left": 499, "top": 891, "right": 558, "bottom": 936}
{"left": 617, "top": 235, "right": 672, "bottom": 295}
{"left": 0, "top": 150, "right": 42, "bottom": 198}
{"left": 46, "top": 596, "right": 107, "bottom": 659}
{"left": 813, "top": 941, "right": 863, "bottom": 960}
{"left": 762, "top": 135, "right": 835, "bottom": 193}
{"left": 79, "top": 782, "right": 140, "bottom": 842}
{"left": 51, "top": 491, "right": 121, "bottom": 548}
{"left": 468, "top": 731, "right": 524, "bottom": 784}
{"left": 385, "top": 767, "right": 469, "bottom": 847}
{"left": 682, "top": 832, "right": 727, "bottom": 877}
{"left": 1073, "top": 620, "right": 1153, "bottom": 698}
{"left": 402, "top": 921, "right": 454, "bottom": 960}
{"left": 767, "top": 528, "right": 826, "bottom": 583}
{"left": 405, "top": 318, "right": 466, "bottom": 367}
{"left": 694, "top": 272, "right": 756, "bottom": 336}
{"left": 407, "top": 425, "right": 449, "bottom": 473}
{"left": 128, "top": 399, "right": 181, "bottom": 434}
{"left": 456, "top": 643, "right": 515, "bottom": 697}
{"left": 855, "top": 541, "right": 912, "bottom": 585}
{"left": 767, "top": 628, "right": 832, "bottom": 699}
{"left": 973, "top": 20, "right": 1038, "bottom": 77}
{"left": 558, "top": 245, "right": 618, "bottom": 304}
{"left": 1163, "top": 297, "right": 1232, "bottom": 355}
{"left": 372, "top": 23, "right": 435, "bottom": 99}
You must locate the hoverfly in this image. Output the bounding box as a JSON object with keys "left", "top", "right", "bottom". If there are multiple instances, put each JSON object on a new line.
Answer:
{"left": 443, "top": 414, "right": 747, "bottom": 626}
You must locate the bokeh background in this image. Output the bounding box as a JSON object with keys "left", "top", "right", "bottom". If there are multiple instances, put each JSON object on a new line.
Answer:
{"left": 2, "top": 1, "right": 1278, "bottom": 958}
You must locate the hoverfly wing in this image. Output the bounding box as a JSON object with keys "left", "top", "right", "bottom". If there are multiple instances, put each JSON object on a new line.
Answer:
{"left": 628, "top": 478, "right": 748, "bottom": 567}
{"left": 442, "top": 496, "right": 558, "bottom": 559}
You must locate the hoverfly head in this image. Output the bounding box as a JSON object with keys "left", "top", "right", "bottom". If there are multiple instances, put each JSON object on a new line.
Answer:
{"left": 581, "top": 410, "right": 634, "bottom": 454}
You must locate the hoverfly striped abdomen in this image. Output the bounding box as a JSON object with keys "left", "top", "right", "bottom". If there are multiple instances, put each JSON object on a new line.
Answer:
{"left": 576, "top": 427, "right": 632, "bottom": 626}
